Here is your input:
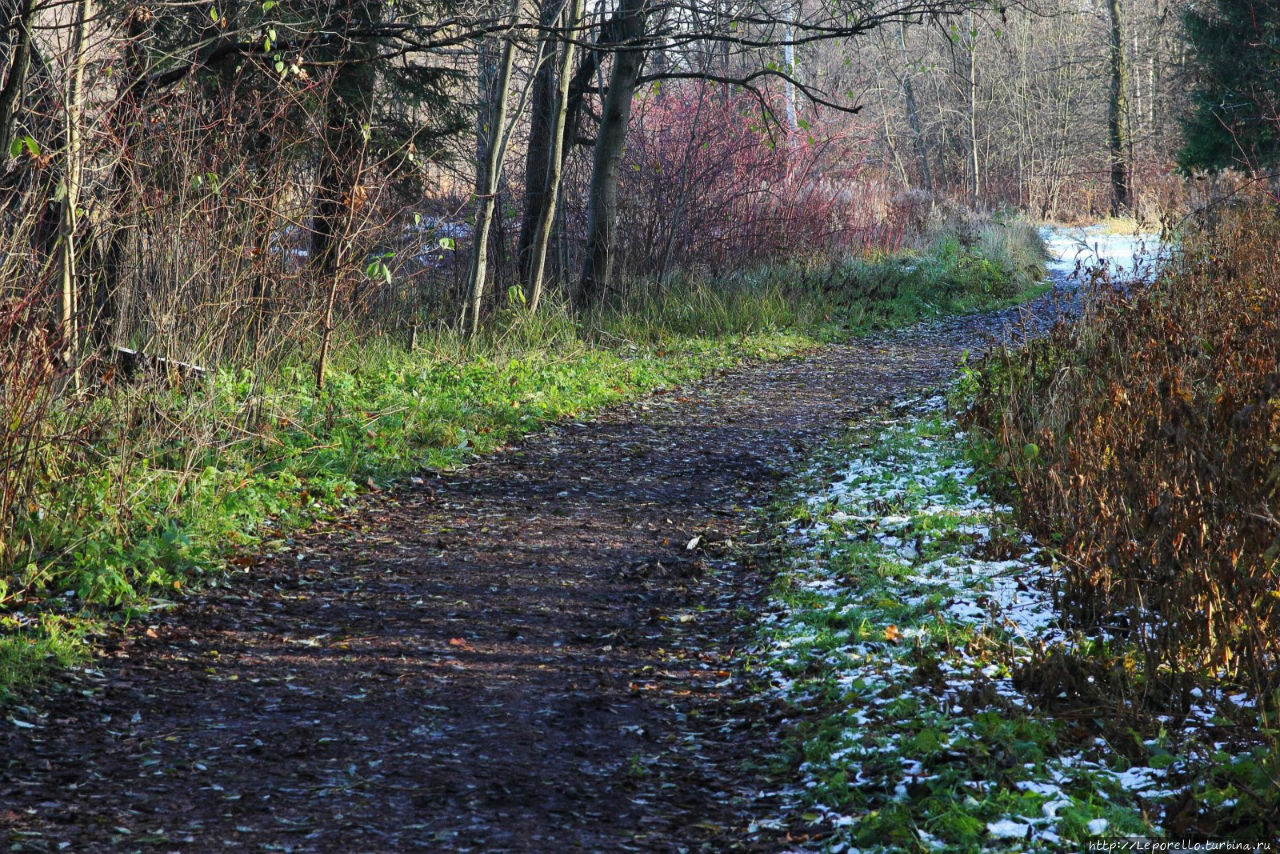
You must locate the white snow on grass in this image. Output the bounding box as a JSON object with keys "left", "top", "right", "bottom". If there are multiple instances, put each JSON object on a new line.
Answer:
{"left": 753, "top": 395, "right": 1187, "bottom": 850}
{"left": 986, "top": 819, "right": 1031, "bottom": 840}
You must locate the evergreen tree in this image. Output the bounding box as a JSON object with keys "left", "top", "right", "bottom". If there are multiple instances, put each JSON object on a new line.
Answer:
{"left": 1179, "top": 0, "right": 1280, "bottom": 172}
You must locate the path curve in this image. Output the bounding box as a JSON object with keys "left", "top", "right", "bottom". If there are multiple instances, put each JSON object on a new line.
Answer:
{"left": 3, "top": 288, "right": 1073, "bottom": 852}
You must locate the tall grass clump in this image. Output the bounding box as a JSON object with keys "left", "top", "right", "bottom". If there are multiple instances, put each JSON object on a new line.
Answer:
{"left": 969, "top": 199, "right": 1280, "bottom": 700}
{"left": 611, "top": 212, "right": 1048, "bottom": 340}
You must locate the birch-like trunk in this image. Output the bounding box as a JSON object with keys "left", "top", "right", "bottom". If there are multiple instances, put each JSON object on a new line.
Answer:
{"left": 465, "top": 0, "right": 529, "bottom": 336}
{"left": 60, "top": 0, "right": 89, "bottom": 390}
{"left": 783, "top": 10, "right": 798, "bottom": 135}
{"left": 967, "top": 8, "right": 980, "bottom": 208}
{"left": 526, "top": 0, "right": 584, "bottom": 312}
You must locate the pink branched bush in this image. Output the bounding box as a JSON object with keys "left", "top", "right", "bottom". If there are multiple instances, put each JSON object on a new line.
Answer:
{"left": 615, "top": 84, "right": 902, "bottom": 278}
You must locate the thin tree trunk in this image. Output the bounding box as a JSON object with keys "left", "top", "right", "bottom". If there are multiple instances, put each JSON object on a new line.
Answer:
{"left": 315, "top": 141, "right": 369, "bottom": 390}
{"left": 526, "top": 0, "right": 583, "bottom": 312}
{"left": 783, "top": 11, "right": 798, "bottom": 135}
{"left": 1107, "top": 0, "right": 1131, "bottom": 215}
{"left": 967, "top": 8, "right": 980, "bottom": 208}
{"left": 466, "top": 0, "right": 528, "bottom": 336}
{"left": 561, "top": 33, "right": 601, "bottom": 157}
{"left": 898, "top": 22, "right": 932, "bottom": 194}
{"left": 314, "top": 0, "right": 380, "bottom": 390}
{"left": 311, "top": 0, "right": 381, "bottom": 279}
{"left": 576, "top": 0, "right": 647, "bottom": 312}
{"left": 95, "top": 4, "right": 153, "bottom": 352}
{"left": 515, "top": 0, "right": 562, "bottom": 286}
{"left": 879, "top": 83, "right": 909, "bottom": 186}
{"left": 656, "top": 85, "right": 708, "bottom": 280}
{"left": 0, "top": 0, "right": 37, "bottom": 169}
{"left": 59, "top": 0, "right": 88, "bottom": 391}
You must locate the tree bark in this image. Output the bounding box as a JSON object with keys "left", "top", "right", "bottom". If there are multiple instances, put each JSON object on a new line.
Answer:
{"left": 59, "top": 0, "right": 88, "bottom": 390}
{"left": 967, "top": 8, "right": 980, "bottom": 208}
{"left": 465, "top": 0, "right": 528, "bottom": 336}
{"left": 898, "top": 22, "right": 932, "bottom": 193}
{"left": 526, "top": 0, "right": 583, "bottom": 312}
{"left": 576, "top": 0, "right": 647, "bottom": 312}
{"left": 515, "top": 0, "right": 562, "bottom": 286}
{"left": 783, "top": 11, "right": 798, "bottom": 135}
{"left": 0, "top": 0, "right": 36, "bottom": 170}
{"left": 311, "top": 0, "right": 380, "bottom": 279}
{"left": 314, "top": 0, "right": 380, "bottom": 390}
{"left": 1107, "top": 0, "right": 1131, "bottom": 215}
{"left": 95, "top": 4, "right": 153, "bottom": 351}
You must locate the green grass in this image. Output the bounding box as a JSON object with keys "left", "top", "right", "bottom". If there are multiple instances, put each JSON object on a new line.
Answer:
{"left": 753, "top": 407, "right": 1160, "bottom": 850}
{"left": 0, "top": 218, "right": 1048, "bottom": 701}
{"left": 754, "top": 395, "right": 1280, "bottom": 849}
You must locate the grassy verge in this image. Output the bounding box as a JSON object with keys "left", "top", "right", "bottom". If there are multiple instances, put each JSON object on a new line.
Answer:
{"left": 619, "top": 216, "right": 1050, "bottom": 342}
{"left": 953, "top": 200, "right": 1280, "bottom": 841}
{"left": 751, "top": 397, "right": 1278, "bottom": 850}
{"left": 0, "top": 219, "right": 1047, "bottom": 701}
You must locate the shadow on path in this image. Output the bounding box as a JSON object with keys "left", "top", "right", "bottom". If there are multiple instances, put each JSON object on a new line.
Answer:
{"left": 3, "top": 290, "right": 1074, "bottom": 852}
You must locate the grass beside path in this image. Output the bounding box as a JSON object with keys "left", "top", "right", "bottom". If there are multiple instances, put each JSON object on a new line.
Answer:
{"left": 0, "top": 218, "right": 1047, "bottom": 701}
{"left": 752, "top": 396, "right": 1278, "bottom": 850}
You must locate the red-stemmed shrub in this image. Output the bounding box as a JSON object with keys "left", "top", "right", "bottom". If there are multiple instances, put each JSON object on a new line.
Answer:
{"left": 614, "top": 83, "right": 902, "bottom": 280}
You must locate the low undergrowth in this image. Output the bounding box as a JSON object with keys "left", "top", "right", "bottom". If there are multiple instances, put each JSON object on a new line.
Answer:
{"left": 754, "top": 398, "right": 1279, "bottom": 850}
{"left": 616, "top": 216, "right": 1047, "bottom": 342}
{"left": 0, "top": 219, "right": 1045, "bottom": 700}
{"left": 953, "top": 199, "right": 1280, "bottom": 839}
{"left": 966, "top": 200, "right": 1280, "bottom": 703}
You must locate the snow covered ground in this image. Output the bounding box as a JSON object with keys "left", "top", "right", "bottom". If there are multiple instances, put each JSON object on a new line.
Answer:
{"left": 752, "top": 394, "right": 1261, "bottom": 851}
{"left": 1040, "top": 225, "right": 1164, "bottom": 284}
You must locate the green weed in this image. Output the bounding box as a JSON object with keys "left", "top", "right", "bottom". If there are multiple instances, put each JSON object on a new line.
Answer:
{"left": 0, "top": 219, "right": 1045, "bottom": 699}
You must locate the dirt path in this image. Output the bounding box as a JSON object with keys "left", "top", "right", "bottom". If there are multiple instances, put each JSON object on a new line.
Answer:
{"left": 3, "top": 294, "right": 1070, "bottom": 852}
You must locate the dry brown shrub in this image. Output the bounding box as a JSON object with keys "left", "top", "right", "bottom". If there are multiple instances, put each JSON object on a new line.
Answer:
{"left": 972, "top": 198, "right": 1280, "bottom": 699}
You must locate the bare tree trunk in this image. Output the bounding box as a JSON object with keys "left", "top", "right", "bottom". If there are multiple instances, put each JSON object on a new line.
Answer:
{"left": 311, "top": 0, "right": 381, "bottom": 279}
{"left": 967, "top": 8, "right": 980, "bottom": 208}
{"left": 898, "top": 21, "right": 932, "bottom": 194}
{"left": 95, "top": 4, "right": 153, "bottom": 352}
{"left": 1107, "top": 0, "right": 1131, "bottom": 215}
{"left": 465, "top": 0, "right": 528, "bottom": 336}
{"left": 526, "top": 0, "right": 583, "bottom": 312}
{"left": 59, "top": 0, "right": 88, "bottom": 391}
{"left": 515, "top": 0, "right": 562, "bottom": 286}
{"left": 783, "top": 9, "right": 798, "bottom": 135}
{"left": 576, "top": 0, "right": 647, "bottom": 312}
{"left": 314, "top": 0, "right": 380, "bottom": 390}
{"left": 878, "top": 82, "right": 910, "bottom": 186}
{"left": 0, "top": 0, "right": 37, "bottom": 169}
{"left": 314, "top": 141, "right": 369, "bottom": 391}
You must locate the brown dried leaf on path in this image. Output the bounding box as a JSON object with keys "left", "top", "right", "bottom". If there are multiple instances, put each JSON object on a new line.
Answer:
{"left": 1, "top": 293, "right": 1072, "bottom": 851}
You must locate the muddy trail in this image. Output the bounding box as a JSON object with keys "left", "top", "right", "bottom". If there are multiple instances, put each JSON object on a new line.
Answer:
{"left": 3, "top": 292, "right": 1073, "bottom": 853}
